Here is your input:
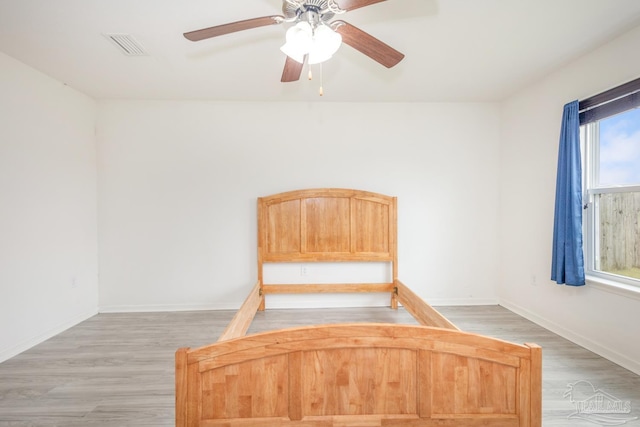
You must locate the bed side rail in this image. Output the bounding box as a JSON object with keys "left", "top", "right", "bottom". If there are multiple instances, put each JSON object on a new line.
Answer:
{"left": 217, "top": 281, "right": 263, "bottom": 342}
{"left": 395, "top": 280, "right": 459, "bottom": 330}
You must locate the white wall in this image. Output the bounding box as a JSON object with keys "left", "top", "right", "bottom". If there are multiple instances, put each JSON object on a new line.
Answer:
{"left": 96, "top": 101, "right": 502, "bottom": 312}
{"left": 0, "top": 52, "right": 99, "bottom": 362}
{"left": 500, "top": 25, "right": 640, "bottom": 374}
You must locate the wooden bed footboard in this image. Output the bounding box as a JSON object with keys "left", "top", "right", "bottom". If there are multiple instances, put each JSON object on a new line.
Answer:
{"left": 176, "top": 324, "right": 541, "bottom": 427}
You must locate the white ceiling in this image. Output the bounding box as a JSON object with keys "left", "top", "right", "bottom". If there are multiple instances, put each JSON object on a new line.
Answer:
{"left": 1, "top": 0, "right": 640, "bottom": 102}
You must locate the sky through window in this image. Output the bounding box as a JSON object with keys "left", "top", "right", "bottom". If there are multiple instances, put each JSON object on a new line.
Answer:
{"left": 599, "top": 108, "right": 640, "bottom": 186}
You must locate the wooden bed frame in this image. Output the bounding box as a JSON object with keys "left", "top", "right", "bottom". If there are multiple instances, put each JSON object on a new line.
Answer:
{"left": 176, "top": 188, "right": 542, "bottom": 427}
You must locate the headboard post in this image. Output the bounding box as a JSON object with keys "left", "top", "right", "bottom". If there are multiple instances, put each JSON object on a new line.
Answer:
{"left": 257, "top": 196, "right": 266, "bottom": 311}
{"left": 390, "top": 196, "right": 398, "bottom": 309}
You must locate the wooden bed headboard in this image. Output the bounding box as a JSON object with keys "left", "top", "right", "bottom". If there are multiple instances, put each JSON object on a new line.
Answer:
{"left": 256, "top": 188, "right": 399, "bottom": 308}
{"left": 258, "top": 188, "right": 397, "bottom": 264}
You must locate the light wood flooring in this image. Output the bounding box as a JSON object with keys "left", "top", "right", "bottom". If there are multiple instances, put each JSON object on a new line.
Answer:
{"left": 0, "top": 305, "right": 638, "bottom": 426}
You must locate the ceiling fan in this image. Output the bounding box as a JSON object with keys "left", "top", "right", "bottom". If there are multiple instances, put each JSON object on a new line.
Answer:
{"left": 183, "top": 0, "right": 405, "bottom": 83}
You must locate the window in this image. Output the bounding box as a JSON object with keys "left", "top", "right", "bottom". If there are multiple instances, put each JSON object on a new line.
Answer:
{"left": 581, "top": 80, "right": 640, "bottom": 287}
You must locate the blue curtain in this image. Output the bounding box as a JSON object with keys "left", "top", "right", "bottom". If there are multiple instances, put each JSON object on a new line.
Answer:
{"left": 551, "top": 100, "right": 585, "bottom": 286}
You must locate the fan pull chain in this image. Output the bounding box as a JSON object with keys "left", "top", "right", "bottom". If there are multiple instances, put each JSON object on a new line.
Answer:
{"left": 308, "top": 61, "right": 312, "bottom": 80}
{"left": 319, "top": 63, "right": 324, "bottom": 96}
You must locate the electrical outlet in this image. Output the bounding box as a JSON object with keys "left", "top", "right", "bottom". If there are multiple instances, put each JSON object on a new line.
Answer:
{"left": 71, "top": 276, "right": 78, "bottom": 289}
{"left": 530, "top": 274, "right": 537, "bottom": 286}
{"left": 300, "top": 266, "right": 308, "bottom": 276}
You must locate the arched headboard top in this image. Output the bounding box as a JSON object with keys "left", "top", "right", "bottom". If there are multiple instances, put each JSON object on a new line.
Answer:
{"left": 258, "top": 188, "right": 397, "bottom": 264}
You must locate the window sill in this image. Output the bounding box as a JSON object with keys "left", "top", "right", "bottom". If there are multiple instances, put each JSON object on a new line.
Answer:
{"left": 586, "top": 275, "right": 640, "bottom": 301}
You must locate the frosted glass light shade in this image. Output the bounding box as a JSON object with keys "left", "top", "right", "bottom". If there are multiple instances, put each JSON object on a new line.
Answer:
{"left": 308, "top": 25, "right": 342, "bottom": 65}
{"left": 280, "top": 22, "right": 342, "bottom": 65}
{"left": 280, "top": 22, "right": 313, "bottom": 64}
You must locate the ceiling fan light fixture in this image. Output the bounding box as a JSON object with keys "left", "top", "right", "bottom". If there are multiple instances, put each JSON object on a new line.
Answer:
{"left": 280, "top": 21, "right": 341, "bottom": 65}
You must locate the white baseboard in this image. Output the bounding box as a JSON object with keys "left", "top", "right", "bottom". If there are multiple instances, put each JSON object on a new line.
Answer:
{"left": 0, "top": 308, "right": 98, "bottom": 363}
{"left": 499, "top": 298, "right": 640, "bottom": 376}
{"left": 427, "top": 297, "right": 499, "bottom": 306}
{"left": 98, "top": 302, "right": 238, "bottom": 313}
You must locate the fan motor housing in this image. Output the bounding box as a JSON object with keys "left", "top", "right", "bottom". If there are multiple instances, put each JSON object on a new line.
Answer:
{"left": 283, "top": 0, "right": 336, "bottom": 22}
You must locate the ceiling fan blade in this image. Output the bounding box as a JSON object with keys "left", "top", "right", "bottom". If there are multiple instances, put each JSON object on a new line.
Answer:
{"left": 281, "top": 55, "right": 305, "bottom": 82}
{"left": 184, "top": 16, "right": 284, "bottom": 41}
{"left": 335, "top": 0, "right": 387, "bottom": 12}
{"left": 333, "top": 20, "right": 404, "bottom": 68}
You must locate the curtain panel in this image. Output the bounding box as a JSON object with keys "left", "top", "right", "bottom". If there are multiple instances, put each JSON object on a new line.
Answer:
{"left": 551, "top": 100, "right": 585, "bottom": 286}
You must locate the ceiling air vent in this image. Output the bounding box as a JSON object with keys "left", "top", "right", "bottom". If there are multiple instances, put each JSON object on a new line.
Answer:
{"left": 103, "top": 33, "right": 148, "bottom": 56}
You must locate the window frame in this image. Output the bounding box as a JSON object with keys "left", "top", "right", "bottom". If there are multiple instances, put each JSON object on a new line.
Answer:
{"left": 581, "top": 109, "right": 640, "bottom": 289}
